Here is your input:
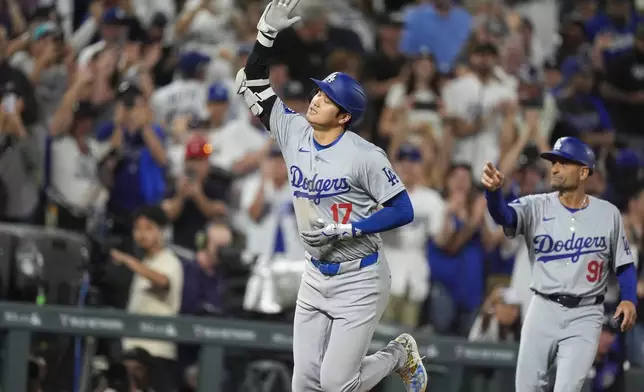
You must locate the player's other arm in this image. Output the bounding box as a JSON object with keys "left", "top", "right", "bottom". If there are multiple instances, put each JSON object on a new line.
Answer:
{"left": 351, "top": 148, "right": 413, "bottom": 236}
{"left": 235, "top": 0, "right": 301, "bottom": 130}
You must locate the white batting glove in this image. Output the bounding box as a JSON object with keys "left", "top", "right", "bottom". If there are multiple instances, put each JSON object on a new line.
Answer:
{"left": 257, "top": 0, "right": 302, "bottom": 40}
{"left": 300, "top": 219, "right": 357, "bottom": 247}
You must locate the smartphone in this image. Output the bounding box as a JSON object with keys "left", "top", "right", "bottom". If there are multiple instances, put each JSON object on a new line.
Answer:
{"left": 2, "top": 93, "right": 16, "bottom": 113}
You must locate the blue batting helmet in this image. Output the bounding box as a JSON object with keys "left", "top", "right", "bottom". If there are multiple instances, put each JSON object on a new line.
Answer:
{"left": 310, "top": 72, "right": 367, "bottom": 127}
{"left": 540, "top": 137, "right": 595, "bottom": 175}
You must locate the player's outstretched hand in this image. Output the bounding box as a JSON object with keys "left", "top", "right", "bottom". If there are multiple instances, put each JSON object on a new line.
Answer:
{"left": 481, "top": 161, "right": 504, "bottom": 191}
{"left": 301, "top": 219, "right": 354, "bottom": 247}
{"left": 257, "top": 0, "right": 302, "bottom": 37}
{"left": 614, "top": 300, "right": 637, "bottom": 332}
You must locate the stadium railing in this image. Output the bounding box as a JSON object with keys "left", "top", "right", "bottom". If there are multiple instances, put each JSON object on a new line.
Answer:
{"left": 1, "top": 301, "right": 643, "bottom": 392}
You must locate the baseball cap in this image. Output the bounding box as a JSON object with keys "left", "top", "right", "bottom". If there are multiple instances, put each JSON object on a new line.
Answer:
{"left": 185, "top": 134, "right": 213, "bottom": 160}
{"left": 33, "top": 22, "right": 60, "bottom": 40}
{"left": 178, "top": 51, "right": 211, "bottom": 74}
{"left": 396, "top": 144, "right": 422, "bottom": 162}
{"left": 207, "top": 83, "right": 229, "bottom": 102}
{"left": 102, "top": 7, "right": 128, "bottom": 25}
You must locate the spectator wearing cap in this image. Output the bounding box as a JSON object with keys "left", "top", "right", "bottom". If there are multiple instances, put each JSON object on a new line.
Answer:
{"left": 442, "top": 42, "right": 518, "bottom": 181}
{"left": 585, "top": 0, "right": 644, "bottom": 61}
{"left": 400, "top": 0, "right": 472, "bottom": 74}
{"left": 167, "top": 116, "right": 208, "bottom": 178}
{"left": 205, "top": 82, "right": 232, "bottom": 128}
{"left": 96, "top": 82, "right": 167, "bottom": 235}
{"left": 76, "top": 6, "right": 130, "bottom": 61}
{"left": 240, "top": 143, "right": 304, "bottom": 261}
{"left": 151, "top": 51, "right": 210, "bottom": 126}
{"left": 270, "top": 2, "right": 364, "bottom": 90}
{"left": 281, "top": 80, "right": 309, "bottom": 115}
{"left": 10, "top": 22, "right": 68, "bottom": 120}
{"left": 381, "top": 143, "right": 446, "bottom": 329}
{"left": 110, "top": 205, "right": 183, "bottom": 392}
{"left": 601, "top": 22, "right": 644, "bottom": 147}
{"left": 162, "top": 134, "right": 228, "bottom": 251}
{"left": 380, "top": 47, "right": 443, "bottom": 151}
{"left": 553, "top": 57, "right": 614, "bottom": 152}
{"left": 360, "top": 12, "right": 406, "bottom": 146}
{"left": 46, "top": 65, "right": 109, "bottom": 232}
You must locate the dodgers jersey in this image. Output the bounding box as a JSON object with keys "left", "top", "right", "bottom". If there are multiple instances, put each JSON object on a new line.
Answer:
{"left": 507, "top": 192, "right": 634, "bottom": 297}
{"left": 151, "top": 80, "right": 209, "bottom": 125}
{"left": 267, "top": 98, "right": 406, "bottom": 262}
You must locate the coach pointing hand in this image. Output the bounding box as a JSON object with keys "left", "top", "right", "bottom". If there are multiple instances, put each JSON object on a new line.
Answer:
{"left": 480, "top": 161, "right": 504, "bottom": 191}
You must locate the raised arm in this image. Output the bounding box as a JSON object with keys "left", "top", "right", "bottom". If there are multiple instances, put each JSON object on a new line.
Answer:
{"left": 235, "top": 0, "right": 302, "bottom": 132}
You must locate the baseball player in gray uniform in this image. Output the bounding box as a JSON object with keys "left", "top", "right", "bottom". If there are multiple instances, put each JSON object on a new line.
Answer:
{"left": 481, "top": 136, "right": 638, "bottom": 392}
{"left": 233, "top": 1, "right": 428, "bottom": 391}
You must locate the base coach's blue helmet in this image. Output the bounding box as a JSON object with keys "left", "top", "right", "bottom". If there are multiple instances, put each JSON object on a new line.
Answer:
{"left": 311, "top": 72, "right": 367, "bottom": 127}
{"left": 540, "top": 136, "right": 595, "bottom": 175}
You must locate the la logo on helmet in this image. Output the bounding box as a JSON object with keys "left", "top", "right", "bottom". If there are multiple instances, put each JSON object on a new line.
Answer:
{"left": 324, "top": 72, "right": 339, "bottom": 83}
{"left": 554, "top": 139, "right": 563, "bottom": 151}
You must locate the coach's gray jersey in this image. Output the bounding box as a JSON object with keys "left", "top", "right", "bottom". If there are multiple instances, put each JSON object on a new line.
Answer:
{"left": 507, "top": 192, "right": 634, "bottom": 297}
{"left": 267, "top": 98, "right": 406, "bottom": 262}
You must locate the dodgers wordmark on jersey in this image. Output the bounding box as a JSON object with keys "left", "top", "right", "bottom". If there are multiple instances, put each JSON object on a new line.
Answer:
{"left": 507, "top": 192, "right": 634, "bottom": 297}
{"left": 267, "top": 97, "right": 406, "bottom": 262}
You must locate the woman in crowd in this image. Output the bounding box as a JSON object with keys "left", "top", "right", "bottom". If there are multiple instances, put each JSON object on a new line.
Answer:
{"left": 426, "top": 163, "right": 503, "bottom": 336}
{"left": 379, "top": 47, "right": 443, "bottom": 151}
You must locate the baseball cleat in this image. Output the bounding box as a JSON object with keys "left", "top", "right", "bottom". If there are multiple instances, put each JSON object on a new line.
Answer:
{"left": 394, "top": 333, "right": 428, "bottom": 392}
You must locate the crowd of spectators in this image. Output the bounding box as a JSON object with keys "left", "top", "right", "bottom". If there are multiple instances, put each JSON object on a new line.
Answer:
{"left": 3, "top": 0, "right": 644, "bottom": 391}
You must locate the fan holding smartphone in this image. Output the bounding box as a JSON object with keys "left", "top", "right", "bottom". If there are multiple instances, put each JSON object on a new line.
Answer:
{"left": 161, "top": 134, "right": 229, "bottom": 251}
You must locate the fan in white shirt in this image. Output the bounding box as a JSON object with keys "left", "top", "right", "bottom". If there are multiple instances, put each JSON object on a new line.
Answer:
{"left": 381, "top": 144, "right": 446, "bottom": 329}
{"left": 380, "top": 48, "right": 443, "bottom": 141}
{"left": 442, "top": 42, "right": 518, "bottom": 180}
{"left": 47, "top": 64, "right": 110, "bottom": 230}
{"left": 151, "top": 51, "right": 211, "bottom": 126}
{"left": 241, "top": 145, "right": 304, "bottom": 261}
